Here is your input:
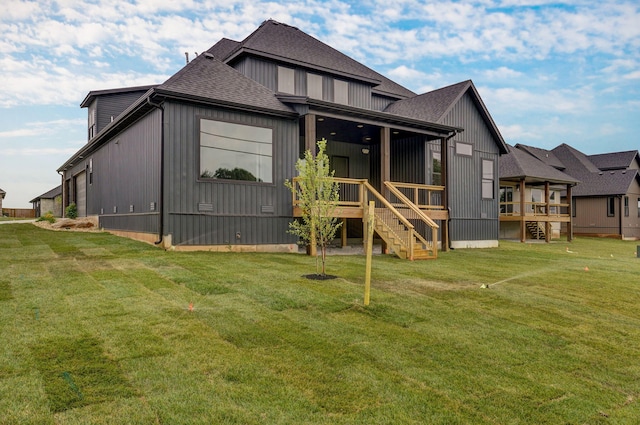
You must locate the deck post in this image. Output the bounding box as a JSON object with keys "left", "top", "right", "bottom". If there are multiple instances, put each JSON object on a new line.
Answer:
{"left": 305, "top": 114, "right": 316, "bottom": 156}
{"left": 380, "top": 127, "right": 390, "bottom": 198}
{"left": 341, "top": 218, "right": 347, "bottom": 247}
{"left": 544, "top": 182, "right": 551, "bottom": 243}
{"left": 440, "top": 135, "right": 449, "bottom": 252}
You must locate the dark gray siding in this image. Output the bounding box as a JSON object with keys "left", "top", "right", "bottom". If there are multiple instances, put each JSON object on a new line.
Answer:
{"left": 441, "top": 92, "right": 501, "bottom": 242}
{"left": 233, "top": 57, "right": 372, "bottom": 109}
{"left": 89, "top": 108, "right": 162, "bottom": 233}
{"left": 371, "top": 94, "right": 396, "bottom": 112}
{"left": 391, "top": 136, "right": 426, "bottom": 184}
{"left": 163, "top": 101, "right": 299, "bottom": 246}
{"left": 96, "top": 91, "right": 149, "bottom": 134}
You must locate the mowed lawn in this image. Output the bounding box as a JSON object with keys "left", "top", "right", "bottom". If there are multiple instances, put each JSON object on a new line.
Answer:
{"left": 1, "top": 224, "right": 639, "bottom": 424}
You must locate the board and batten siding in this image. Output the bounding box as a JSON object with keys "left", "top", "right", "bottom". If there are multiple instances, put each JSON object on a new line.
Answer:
{"left": 95, "top": 91, "right": 149, "bottom": 135}
{"left": 163, "top": 101, "right": 299, "bottom": 246}
{"left": 90, "top": 108, "right": 162, "bottom": 233}
{"left": 234, "top": 57, "right": 372, "bottom": 109}
{"left": 441, "top": 91, "right": 501, "bottom": 245}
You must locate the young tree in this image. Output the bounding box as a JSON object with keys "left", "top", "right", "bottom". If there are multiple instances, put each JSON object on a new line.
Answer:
{"left": 286, "top": 139, "right": 342, "bottom": 277}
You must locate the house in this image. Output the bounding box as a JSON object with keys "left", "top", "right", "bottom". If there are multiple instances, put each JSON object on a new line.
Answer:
{"left": 499, "top": 145, "right": 578, "bottom": 242}
{"left": 57, "top": 20, "right": 508, "bottom": 257}
{"left": 506, "top": 143, "right": 640, "bottom": 240}
{"left": 0, "top": 188, "right": 5, "bottom": 213}
{"left": 30, "top": 185, "right": 63, "bottom": 217}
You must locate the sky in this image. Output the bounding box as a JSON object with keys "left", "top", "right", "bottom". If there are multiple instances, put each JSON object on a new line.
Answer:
{"left": 1, "top": 0, "right": 639, "bottom": 208}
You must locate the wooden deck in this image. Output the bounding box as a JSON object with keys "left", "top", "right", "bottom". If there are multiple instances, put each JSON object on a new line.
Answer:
{"left": 291, "top": 178, "right": 447, "bottom": 260}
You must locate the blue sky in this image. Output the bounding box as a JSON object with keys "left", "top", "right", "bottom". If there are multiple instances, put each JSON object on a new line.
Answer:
{"left": 1, "top": 0, "right": 638, "bottom": 208}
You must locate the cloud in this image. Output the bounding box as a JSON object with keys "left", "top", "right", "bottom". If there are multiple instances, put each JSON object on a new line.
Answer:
{"left": 483, "top": 66, "right": 523, "bottom": 80}
{"left": 0, "top": 147, "right": 79, "bottom": 156}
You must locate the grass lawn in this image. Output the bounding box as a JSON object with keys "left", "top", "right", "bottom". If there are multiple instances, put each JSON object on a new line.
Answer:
{"left": 1, "top": 224, "right": 639, "bottom": 424}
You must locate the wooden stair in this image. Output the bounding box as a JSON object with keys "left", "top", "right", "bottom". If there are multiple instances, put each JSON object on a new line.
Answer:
{"left": 526, "top": 221, "right": 545, "bottom": 239}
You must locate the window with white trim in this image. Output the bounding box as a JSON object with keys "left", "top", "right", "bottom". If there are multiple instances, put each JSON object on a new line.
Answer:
{"left": 456, "top": 142, "right": 473, "bottom": 156}
{"left": 482, "top": 159, "right": 494, "bottom": 199}
{"left": 199, "top": 118, "right": 273, "bottom": 183}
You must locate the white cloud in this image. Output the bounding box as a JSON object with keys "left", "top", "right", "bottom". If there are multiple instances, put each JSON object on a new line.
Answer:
{"left": 483, "top": 66, "right": 523, "bottom": 80}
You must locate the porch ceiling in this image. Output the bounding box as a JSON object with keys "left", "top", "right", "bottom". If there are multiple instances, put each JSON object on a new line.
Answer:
{"left": 301, "top": 115, "right": 439, "bottom": 146}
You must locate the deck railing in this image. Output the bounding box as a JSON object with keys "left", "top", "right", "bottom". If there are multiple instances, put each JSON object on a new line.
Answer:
{"left": 500, "top": 201, "right": 570, "bottom": 217}
{"left": 291, "top": 177, "right": 440, "bottom": 259}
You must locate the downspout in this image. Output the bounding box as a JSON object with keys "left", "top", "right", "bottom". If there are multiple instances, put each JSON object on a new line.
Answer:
{"left": 146, "top": 96, "right": 166, "bottom": 246}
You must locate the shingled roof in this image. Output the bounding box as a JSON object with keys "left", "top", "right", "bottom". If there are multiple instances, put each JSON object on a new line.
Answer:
{"left": 384, "top": 80, "right": 508, "bottom": 154}
{"left": 0, "top": 188, "right": 5, "bottom": 198}
{"left": 29, "top": 185, "right": 62, "bottom": 203}
{"left": 500, "top": 145, "right": 578, "bottom": 185}
{"left": 552, "top": 144, "right": 639, "bottom": 197}
{"left": 515, "top": 144, "right": 566, "bottom": 170}
{"left": 220, "top": 20, "right": 415, "bottom": 99}
{"left": 589, "top": 150, "right": 639, "bottom": 171}
{"left": 155, "top": 52, "right": 296, "bottom": 116}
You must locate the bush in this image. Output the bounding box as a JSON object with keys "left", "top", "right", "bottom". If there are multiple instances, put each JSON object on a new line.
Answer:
{"left": 36, "top": 211, "right": 56, "bottom": 224}
{"left": 65, "top": 203, "right": 78, "bottom": 219}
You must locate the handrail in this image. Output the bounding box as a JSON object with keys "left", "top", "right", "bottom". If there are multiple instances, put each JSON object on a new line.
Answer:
{"left": 384, "top": 182, "right": 439, "bottom": 229}
{"left": 362, "top": 181, "right": 415, "bottom": 232}
{"left": 386, "top": 181, "right": 445, "bottom": 210}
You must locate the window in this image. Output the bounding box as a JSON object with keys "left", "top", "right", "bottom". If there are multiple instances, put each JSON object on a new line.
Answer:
{"left": 88, "top": 158, "right": 93, "bottom": 185}
{"left": 88, "top": 107, "right": 96, "bottom": 139}
{"left": 455, "top": 142, "right": 473, "bottom": 156}
{"left": 638, "top": 197, "right": 640, "bottom": 218}
{"left": 500, "top": 186, "right": 514, "bottom": 214}
{"left": 200, "top": 118, "right": 273, "bottom": 183}
{"left": 607, "top": 196, "right": 615, "bottom": 217}
{"left": 334, "top": 79, "right": 349, "bottom": 105}
{"left": 624, "top": 196, "right": 629, "bottom": 217}
{"left": 432, "top": 151, "right": 442, "bottom": 186}
{"left": 307, "top": 73, "right": 323, "bottom": 99}
{"left": 482, "top": 159, "right": 494, "bottom": 199}
{"left": 277, "top": 66, "right": 295, "bottom": 94}
{"left": 572, "top": 197, "right": 576, "bottom": 217}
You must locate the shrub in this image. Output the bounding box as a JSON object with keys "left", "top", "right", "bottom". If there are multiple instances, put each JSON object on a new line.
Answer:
{"left": 36, "top": 211, "right": 56, "bottom": 224}
{"left": 65, "top": 203, "right": 78, "bottom": 219}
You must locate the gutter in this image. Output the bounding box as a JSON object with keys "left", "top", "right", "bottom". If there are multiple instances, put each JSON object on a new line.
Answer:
{"left": 146, "top": 96, "right": 166, "bottom": 246}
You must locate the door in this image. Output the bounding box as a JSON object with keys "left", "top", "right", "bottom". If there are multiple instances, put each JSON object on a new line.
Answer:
{"left": 74, "top": 171, "right": 87, "bottom": 217}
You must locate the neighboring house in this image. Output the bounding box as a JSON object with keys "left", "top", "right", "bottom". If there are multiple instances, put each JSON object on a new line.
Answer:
{"left": 0, "top": 188, "right": 5, "bottom": 213}
{"left": 30, "top": 185, "right": 63, "bottom": 217}
{"left": 58, "top": 19, "right": 508, "bottom": 256}
{"left": 499, "top": 145, "right": 578, "bottom": 242}
{"left": 508, "top": 143, "right": 640, "bottom": 240}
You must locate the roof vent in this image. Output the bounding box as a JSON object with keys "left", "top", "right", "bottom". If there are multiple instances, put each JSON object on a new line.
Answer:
{"left": 203, "top": 52, "right": 214, "bottom": 60}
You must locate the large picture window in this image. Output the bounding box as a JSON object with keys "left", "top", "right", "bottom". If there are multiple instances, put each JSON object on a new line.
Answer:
{"left": 200, "top": 119, "right": 273, "bottom": 183}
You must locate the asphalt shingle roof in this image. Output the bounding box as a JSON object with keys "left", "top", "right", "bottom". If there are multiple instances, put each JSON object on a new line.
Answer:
{"left": 500, "top": 145, "right": 579, "bottom": 184}
{"left": 515, "top": 144, "right": 566, "bottom": 170}
{"left": 552, "top": 144, "right": 637, "bottom": 196}
{"left": 0, "top": 188, "right": 5, "bottom": 198}
{"left": 589, "top": 150, "right": 639, "bottom": 171}
{"left": 384, "top": 80, "right": 470, "bottom": 123}
{"left": 223, "top": 20, "right": 416, "bottom": 99}
{"left": 156, "top": 52, "right": 296, "bottom": 115}
{"left": 30, "top": 185, "right": 62, "bottom": 203}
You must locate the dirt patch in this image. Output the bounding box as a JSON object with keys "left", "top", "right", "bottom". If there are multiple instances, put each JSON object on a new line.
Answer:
{"left": 32, "top": 217, "right": 101, "bottom": 232}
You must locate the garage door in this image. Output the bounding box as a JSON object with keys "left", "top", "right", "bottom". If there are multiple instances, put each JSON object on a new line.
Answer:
{"left": 74, "top": 171, "right": 87, "bottom": 217}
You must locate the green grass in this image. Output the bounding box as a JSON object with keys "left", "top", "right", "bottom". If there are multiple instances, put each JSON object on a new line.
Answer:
{"left": 1, "top": 223, "right": 639, "bottom": 424}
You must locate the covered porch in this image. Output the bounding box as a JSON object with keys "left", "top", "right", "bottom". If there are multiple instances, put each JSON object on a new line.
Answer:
{"left": 283, "top": 98, "right": 461, "bottom": 259}
{"left": 499, "top": 179, "right": 574, "bottom": 243}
